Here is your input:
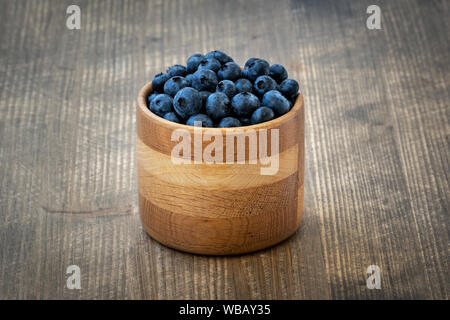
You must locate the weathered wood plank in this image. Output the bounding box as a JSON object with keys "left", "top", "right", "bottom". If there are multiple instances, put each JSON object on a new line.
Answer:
{"left": 0, "top": 0, "right": 448, "bottom": 299}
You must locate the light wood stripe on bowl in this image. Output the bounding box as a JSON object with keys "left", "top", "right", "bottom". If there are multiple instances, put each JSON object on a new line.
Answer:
{"left": 137, "top": 138, "right": 298, "bottom": 190}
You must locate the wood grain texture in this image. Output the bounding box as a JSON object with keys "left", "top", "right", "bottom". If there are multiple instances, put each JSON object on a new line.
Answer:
{"left": 0, "top": 0, "right": 448, "bottom": 299}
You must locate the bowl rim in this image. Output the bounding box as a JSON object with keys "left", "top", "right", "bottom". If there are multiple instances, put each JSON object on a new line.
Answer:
{"left": 137, "top": 81, "right": 304, "bottom": 132}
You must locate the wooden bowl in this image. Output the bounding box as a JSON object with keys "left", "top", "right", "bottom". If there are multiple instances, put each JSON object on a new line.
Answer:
{"left": 136, "top": 82, "right": 304, "bottom": 255}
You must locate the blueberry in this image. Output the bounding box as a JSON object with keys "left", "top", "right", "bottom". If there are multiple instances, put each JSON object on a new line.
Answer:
{"left": 197, "top": 57, "right": 221, "bottom": 73}
{"left": 205, "top": 50, "right": 233, "bottom": 65}
{"left": 269, "top": 64, "right": 288, "bottom": 83}
{"left": 243, "top": 59, "right": 270, "bottom": 82}
{"left": 164, "top": 76, "right": 189, "bottom": 96}
{"left": 151, "top": 54, "right": 296, "bottom": 127}
{"left": 262, "top": 90, "right": 290, "bottom": 116}
{"left": 231, "top": 92, "right": 260, "bottom": 117}
{"left": 216, "top": 80, "right": 237, "bottom": 99}
{"left": 191, "top": 69, "right": 218, "bottom": 92}
{"left": 185, "top": 74, "right": 193, "bottom": 86}
{"left": 167, "top": 64, "right": 187, "bottom": 77}
{"left": 218, "top": 117, "right": 241, "bottom": 128}
{"left": 235, "top": 78, "right": 253, "bottom": 93}
{"left": 244, "top": 57, "right": 260, "bottom": 68}
{"left": 163, "top": 111, "right": 181, "bottom": 123}
{"left": 253, "top": 75, "right": 277, "bottom": 96}
{"left": 278, "top": 79, "right": 299, "bottom": 99}
{"left": 250, "top": 106, "right": 275, "bottom": 124}
{"left": 241, "top": 69, "right": 249, "bottom": 80}
{"left": 206, "top": 92, "right": 232, "bottom": 121}
{"left": 173, "top": 87, "right": 202, "bottom": 119}
{"left": 149, "top": 94, "right": 173, "bottom": 116}
{"left": 152, "top": 73, "right": 170, "bottom": 92}
{"left": 218, "top": 62, "right": 241, "bottom": 81}
{"left": 239, "top": 117, "right": 251, "bottom": 126}
{"left": 186, "top": 53, "right": 204, "bottom": 74}
{"left": 186, "top": 114, "right": 214, "bottom": 127}
{"left": 199, "top": 90, "right": 212, "bottom": 112}
{"left": 289, "top": 93, "right": 299, "bottom": 106}
{"left": 147, "top": 92, "right": 159, "bottom": 107}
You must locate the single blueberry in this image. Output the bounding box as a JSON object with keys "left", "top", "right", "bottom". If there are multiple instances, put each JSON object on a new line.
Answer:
{"left": 167, "top": 64, "right": 187, "bottom": 77}
{"left": 163, "top": 111, "right": 181, "bottom": 123}
{"left": 231, "top": 92, "right": 260, "bottom": 117}
{"left": 239, "top": 117, "right": 251, "bottom": 126}
{"left": 262, "top": 90, "right": 290, "bottom": 116}
{"left": 278, "top": 79, "right": 299, "bottom": 99}
{"left": 191, "top": 69, "right": 218, "bottom": 92}
{"left": 235, "top": 78, "right": 253, "bottom": 93}
{"left": 287, "top": 99, "right": 293, "bottom": 110}
{"left": 289, "top": 93, "right": 299, "bottom": 106}
{"left": 147, "top": 92, "right": 159, "bottom": 107}
{"left": 186, "top": 53, "right": 204, "bottom": 74}
{"left": 186, "top": 114, "right": 214, "bottom": 127}
{"left": 185, "top": 74, "right": 193, "bottom": 86}
{"left": 173, "top": 87, "right": 202, "bottom": 119}
{"left": 218, "top": 117, "right": 242, "bottom": 128}
{"left": 241, "top": 69, "right": 249, "bottom": 80}
{"left": 253, "top": 75, "right": 277, "bottom": 96}
{"left": 218, "top": 62, "right": 241, "bottom": 81}
{"left": 199, "top": 90, "right": 212, "bottom": 112}
{"left": 216, "top": 80, "right": 237, "bottom": 99}
{"left": 206, "top": 92, "right": 232, "bottom": 121}
{"left": 204, "top": 50, "right": 233, "bottom": 64}
{"left": 152, "top": 73, "right": 170, "bottom": 92}
{"left": 250, "top": 106, "right": 275, "bottom": 124}
{"left": 149, "top": 94, "right": 173, "bottom": 116}
{"left": 164, "top": 76, "right": 189, "bottom": 97}
{"left": 244, "top": 57, "right": 260, "bottom": 68}
{"left": 269, "top": 64, "right": 288, "bottom": 83}
{"left": 243, "top": 59, "right": 270, "bottom": 82}
{"left": 197, "top": 57, "right": 221, "bottom": 73}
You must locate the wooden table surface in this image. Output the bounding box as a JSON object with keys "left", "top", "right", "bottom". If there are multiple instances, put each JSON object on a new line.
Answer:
{"left": 0, "top": 0, "right": 448, "bottom": 299}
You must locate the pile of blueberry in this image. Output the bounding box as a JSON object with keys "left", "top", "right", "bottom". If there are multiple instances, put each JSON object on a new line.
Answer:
{"left": 147, "top": 50, "right": 299, "bottom": 127}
